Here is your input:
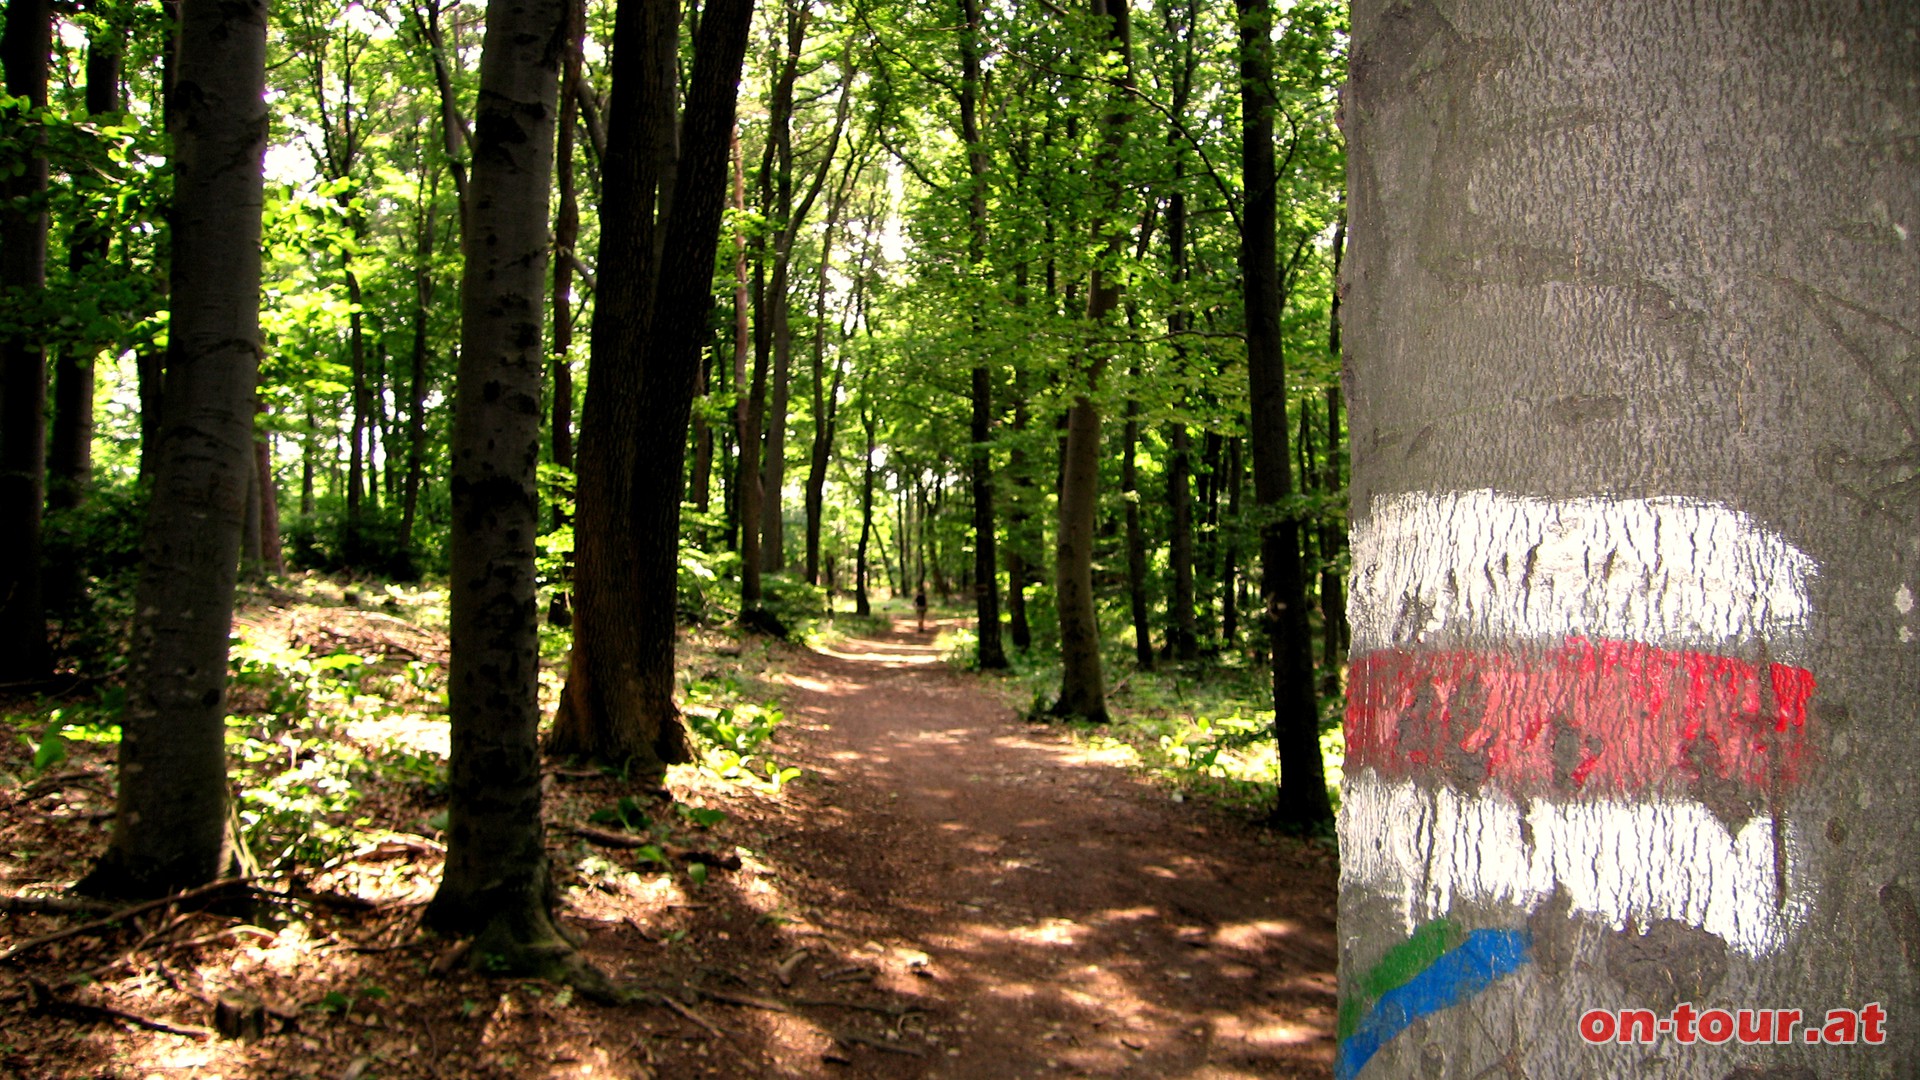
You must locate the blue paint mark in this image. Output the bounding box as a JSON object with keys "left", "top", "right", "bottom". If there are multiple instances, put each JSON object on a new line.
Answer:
{"left": 1336, "top": 928, "right": 1532, "bottom": 1080}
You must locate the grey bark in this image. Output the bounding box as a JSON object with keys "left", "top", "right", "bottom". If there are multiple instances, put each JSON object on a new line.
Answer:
{"left": 1342, "top": 0, "right": 1920, "bottom": 1075}
{"left": 80, "top": 0, "right": 267, "bottom": 898}
{"left": 423, "top": 0, "right": 568, "bottom": 960}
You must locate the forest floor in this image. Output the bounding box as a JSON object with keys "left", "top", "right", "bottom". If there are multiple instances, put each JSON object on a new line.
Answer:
{"left": 1, "top": 595, "right": 1338, "bottom": 1079}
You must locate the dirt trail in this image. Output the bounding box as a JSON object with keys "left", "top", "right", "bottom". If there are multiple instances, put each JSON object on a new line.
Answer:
{"left": 731, "top": 617, "right": 1339, "bottom": 1078}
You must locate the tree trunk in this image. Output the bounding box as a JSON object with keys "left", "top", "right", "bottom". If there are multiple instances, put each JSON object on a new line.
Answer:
{"left": 1122, "top": 393, "right": 1153, "bottom": 670}
{"left": 755, "top": 5, "right": 804, "bottom": 579}
{"left": 256, "top": 405, "right": 282, "bottom": 573}
{"left": 1005, "top": 365, "right": 1033, "bottom": 651}
{"left": 422, "top": 0, "right": 570, "bottom": 969}
{"left": 1221, "top": 434, "right": 1239, "bottom": 644}
{"left": 546, "top": 0, "right": 583, "bottom": 628}
{"left": 956, "top": 0, "right": 1006, "bottom": 669}
{"left": 1318, "top": 219, "right": 1346, "bottom": 675}
{"left": 344, "top": 260, "right": 368, "bottom": 531}
{"left": 739, "top": 249, "right": 768, "bottom": 608}
{"left": 1339, "top": 2, "right": 1919, "bottom": 1075}
{"left": 549, "top": 0, "right": 753, "bottom": 768}
{"left": 1050, "top": 0, "right": 1134, "bottom": 723}
{"left": 0, "top": 0, "right": 52, "bottom": 679}
{"left": 401, "top": 155, "right": 437, "bottom": 559}
{"left": 727, "top": 123, "right": 749, "bottom": 550}
{"left": 855, "top": 404, "right": 874, "bottom": 617}
{"left": 80, "top": 0, "right": 266, "bottom": 898}
{"left": 1238, "top": 0, "right": 1329, "bottom": 833}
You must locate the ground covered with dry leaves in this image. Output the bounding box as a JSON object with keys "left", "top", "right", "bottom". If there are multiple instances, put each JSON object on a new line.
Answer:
{"left": 1, "top": 580, "right": 1337, "bottom": 1079}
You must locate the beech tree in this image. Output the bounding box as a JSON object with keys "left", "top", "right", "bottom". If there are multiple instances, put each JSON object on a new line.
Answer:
{"left": 422, "top": 0, "right": 569, "bottom": 962}
{"left": 1338, "top": 1, "right": 1918, "bottom": 1075}
{"left": 81, "top": 0, "right": 269, "bottom": 898}
{"left": 1238, "top": 0, "right": 1329, "bottom": 830}
{"left": 547, "top": 0, "right": 755, "bottom": 771}
{"left": 0, "top": 0, "right": 52, "bottom": 681}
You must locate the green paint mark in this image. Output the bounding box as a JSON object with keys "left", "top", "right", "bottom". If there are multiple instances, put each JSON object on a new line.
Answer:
{"left": 1337, "top": 918, "right": 1463, "bottom": 1039}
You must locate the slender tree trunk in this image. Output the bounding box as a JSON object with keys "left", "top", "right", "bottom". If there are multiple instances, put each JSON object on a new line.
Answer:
{"left": 1318, "top": 218, "right": 1346, "bottom": 672}
{"left": 80, "top": 0, "right": 267, "bottom": 898}
{"left": 256, "top": 408, "right": 282, "bottom": 574}
{"left": 301, "top": 394, "right": 316, "bottom": 516}
{"left": 1342, "top": 2, "right": 1920, "bottom": 1074}
{"left": 1122, "top": 392, "right": 1152, "bottom": 670}
{"left": 422, "top": 0, "right": 570, "bottom": 969}
{"left": 739, "top": 248, "right": 768, "bottom": 608}
{"left": 756, "top": 5, "right": 803, "bottom": 578}
{"left": 345, "top": 260, "right": 368, "bottom": 531}
{"left": 546, "top": 0, "right": 583, "bottom": 627}
{"left": 1239, "top": 0, "right": 1329, "bottom": 832}
{"left": 401, "top": 157, "right": 437, "bottom": 557}
{"left": 1222, "top": 434, "right": 1240, "bottom": 643}
{"left": 549, "top": 0, "right": 753, "bottom": 768}
{"left": 0, "top": 0, "right": 52, "bottom": 679}
{"left": 727, "top": 124, "right": 749, "bottom": 550}
{"left": 803, "top": 155, "right": 856, "bottom": 587}
{"left": 1005, "top": 356, "right": 1033, "bottom": 650}
{"left": 855, "top": 404, "right": 874, "bottom": 617}
{"left": 956, "top": 0, "right": 1006, "bottom": 669}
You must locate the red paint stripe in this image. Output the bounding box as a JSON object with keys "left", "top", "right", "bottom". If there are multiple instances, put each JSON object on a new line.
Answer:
{"left": 1345, "top": 637, "right": 1814, "bottom": 796}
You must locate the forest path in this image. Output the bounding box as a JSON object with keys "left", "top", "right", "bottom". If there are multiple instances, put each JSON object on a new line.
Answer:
{"left": 729, "top": 616, "right": 1338, "bottom": 1078}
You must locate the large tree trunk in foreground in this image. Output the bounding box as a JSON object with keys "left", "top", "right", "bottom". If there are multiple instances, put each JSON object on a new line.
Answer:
{"left": 549, "top": 0, "right": 753, "bottom": 770}
{"left": 1238, "top": 0, "right": 1328, "bottom": 833}
{"left": 0, "top": 0, "right": 52, "bottom": 679}
{"left": 1338, "top": 2, "right": 1919, "bottom": 1076}
{"left": 80, "top": 0, "right": 266, "bottom": 899}
{"left": 424, "top": 0, "right": 568, "bottom": 964}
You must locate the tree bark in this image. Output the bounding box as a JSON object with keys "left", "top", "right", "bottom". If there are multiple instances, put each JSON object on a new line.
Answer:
{"left": 549, "top": 0, "right": 754, "bottom": 768}
{"left": 423, "top": 0, "right": 569, "bottom": 967}
{"left": 1339, "top": 2, "right": 1919, "bottom": 1075}
{"left": 80, "top": 0, "right": 267, "bottom": 898}
{"left": 1122, "top": 393, "right": 1152, "bottom": 670}
{"left": 956, "top": 0, "right": 1007, "bottom": 669}
{"left": 0, "top": 0, "right": 52, "bottom": 679}
{"left": 1050, "top": 0, "right": 1135, "bottom": 722}
{"left": 1238, "top": 0, "right": 1329, "bottom": 833}
{"left": 855, "top": 402, "right": 875, "bottom": 617}
{"left": 546, "top": 0, "right": 584, "bottom": 628}
{"left": 400, "top": 153, "right": 438, "bottom": 559}
{"left": 1318, "top": 219, "right": 1346, "bottom": 674}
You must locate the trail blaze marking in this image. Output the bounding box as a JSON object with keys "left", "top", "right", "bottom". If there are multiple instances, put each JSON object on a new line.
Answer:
{"left": 1339, "top": 490, "right": 1821, "bottom": 1071}
{"left": 1335, "top": 926, "right": 1532, "bottom": 1080}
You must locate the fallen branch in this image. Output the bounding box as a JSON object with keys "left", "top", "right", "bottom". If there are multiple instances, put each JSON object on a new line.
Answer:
{"left": 0, "top": 893, "right": 116, "bottom": 916}
{"left": 831, "top": 1029, "right": 925, "bottom": 1057}
{"left": 570, "top": 827, "right": 742, "bottom": 869}
{"left": 692, "top": 987, "right": 918, "bottom": 1018}
{"left": 0, "top": 877, "right": 255, "bottom": 966}
{"left": 26, "top": 978, "right": 215, "bottom": 1039}
{"left": 645, "top": 992, "right": 730, "bottom": 1037}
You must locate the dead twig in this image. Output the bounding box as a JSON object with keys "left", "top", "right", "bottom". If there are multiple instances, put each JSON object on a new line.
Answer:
{"left": 0, "top": 877, "right": 256, "bottom": 966}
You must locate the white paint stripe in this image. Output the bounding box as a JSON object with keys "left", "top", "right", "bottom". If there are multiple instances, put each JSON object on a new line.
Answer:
{"left": 1348, "top": 490, "right": 1817, "bottom": 662}
{"left": 1338, "top": 771, "right": 1806, "bottom": 957}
